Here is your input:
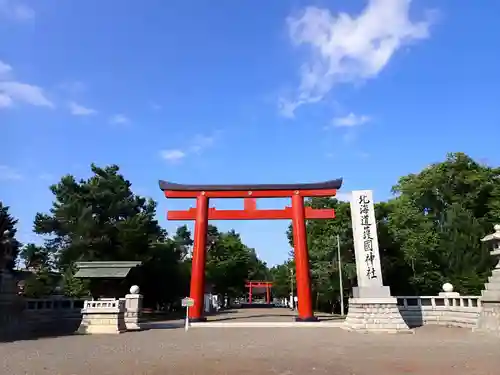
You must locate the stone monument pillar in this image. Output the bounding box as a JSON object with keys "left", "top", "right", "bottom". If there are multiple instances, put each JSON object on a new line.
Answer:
{"left": 125, "top": 285, "right": 143, "bottom": 331}
{"left": 344, "top": 190, "right": 410, "bottom": 333}
{"left": 475, "top": 224, "right": 500, "bottom": 335}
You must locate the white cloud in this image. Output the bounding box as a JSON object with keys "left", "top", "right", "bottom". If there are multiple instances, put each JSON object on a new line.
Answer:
{"left": 342, "top": 131, "right": 357, "bottom": 144}
{"left": 160, "top": 149, "right": 186, "bottom": 162}
{"left": 0, "top": 81, "right": 53, "bottom": 108}
{"left": 0, "top": 93, "right": 13, "bottom": 107}
{"left": 0, "top": 60, "right": 53, "bottom": 108}
{"left": 189, "top": 134, "right": 216, "bottom": 154}
{"left": 150, "top": 102, "right": 162, "bottom": 111}
{"left": 332, "top": 113, "right": 371, "bottom": 127}
{"left": 0, "top": 61, "right": 13, "bottom": 78}
{"left": 109, "top": 114, "right": 130, "bottom": 125}
{"left": 282, "top": 0, "right": 434, "bottom": 116}
{"left": 58, "top": 81, "right": 86, "bottom": 95}
{"left": 0, "top": 165, "right": 22, "bottom": 181}
{"left": 0, "top": 0, "right": 35, "bottom": 21}
{"left": 68, "top": 101, "right": 97, "bottom": 116}
{"left": 160, "top": 132, "right": 220, "bottom": 164}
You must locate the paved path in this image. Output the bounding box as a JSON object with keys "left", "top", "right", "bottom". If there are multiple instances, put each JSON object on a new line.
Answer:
{"left": 206, "top": 307, "right": 342, "bottom": 322}
{"left": 2, "top": 319, "right": 500, "bottom": 374}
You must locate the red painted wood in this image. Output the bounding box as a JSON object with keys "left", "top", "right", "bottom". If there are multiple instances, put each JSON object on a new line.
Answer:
{"left": 163, "top": 189, "right": 338, "bottom": 199}
{"left": 167, "top": 207, "right": 335, "bottom": 221}
{"left": 244, "top": 197, "right": 257, "bottom": 211}
{"left": 188, "top": 195, "right": 209, "bottom": 320}
{"left": 162, "top": 183, "right": 338, "bottom": 321}
{"left": 245, "top": 282, "right": 273, "bottom": 288}
{"left": 291, "top": 194, "right": 315, "bottom": 320}
{"left": 245, "top": 281, "right": 273, "bottom": 304}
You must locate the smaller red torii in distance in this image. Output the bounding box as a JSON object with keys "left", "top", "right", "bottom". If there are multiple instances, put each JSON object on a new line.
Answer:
{"left": 245, "top": 281, "right": 273, "bottom": 304}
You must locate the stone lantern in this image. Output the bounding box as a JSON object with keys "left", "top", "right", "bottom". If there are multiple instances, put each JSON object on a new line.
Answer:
{"left": 475, "top": 224, "right": 500, "bottom": 334}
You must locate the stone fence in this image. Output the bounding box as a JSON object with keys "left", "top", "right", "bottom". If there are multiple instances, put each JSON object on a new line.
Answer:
{"left": 22, "top": 298, "right": 87, "bottom": 337}
{"left": 1, "top": 297, "right": 88, "bottom": 340}
{"left": 396, "top": 295, "right": 482, "bottom": 328}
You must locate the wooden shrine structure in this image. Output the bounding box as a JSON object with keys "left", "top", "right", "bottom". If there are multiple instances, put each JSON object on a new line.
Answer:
{"left": 159, "top": 178, "right": 343, "bottom": 322}
{"left": 246, "top": 281, "right": 273, "bottom": 305}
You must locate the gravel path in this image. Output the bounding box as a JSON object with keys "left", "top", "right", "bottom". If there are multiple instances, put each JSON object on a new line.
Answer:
{"left": 1, "top": 309, "right": 500, "bottom": 375}
{"left": 206, "top": 307, "right": 342, "bottom": 322}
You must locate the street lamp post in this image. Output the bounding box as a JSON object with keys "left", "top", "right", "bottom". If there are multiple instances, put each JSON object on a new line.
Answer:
{"left": 1, "top": 230, "right": 12, "bottom": 287}
{"left": 336, "top": 234, "right": 345, "bottom": 316}
{"left": 1, "top": 230, "right": 12, "bottom": 269}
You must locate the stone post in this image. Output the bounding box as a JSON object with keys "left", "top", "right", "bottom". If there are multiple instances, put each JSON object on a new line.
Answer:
{"left": 439, "top": 283, "right": 460, "bottom": 298}
{"left": 344, "top": 190, "right": 410, "bottom": 333}
{"left": 475, "top": 224, "right": 500, "bottom": 335}
{"left": 125, "top": 285, "right": 143, "bottom": 331}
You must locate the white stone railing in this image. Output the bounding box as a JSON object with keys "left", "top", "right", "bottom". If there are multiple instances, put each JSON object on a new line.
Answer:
{"left": 83, "top": 298, "right": 126, "bottom": 313}
{"left": 396, "top": 296, "right": 482, "bottom": 328}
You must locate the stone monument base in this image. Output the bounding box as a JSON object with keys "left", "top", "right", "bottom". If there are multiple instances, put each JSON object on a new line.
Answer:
{"left": 353, "top": 286, "right": 391, "bottom": 299}
{"left": 77, "top": 299, "right": 127, "bottom": 335}
{"left": 474, "top": 271, "right": 500, "bottom": 335}
{"left": 124, "top": 293, "right": 143, "bottom": 331}
{"left": 474, "top": 264, "right": 500, "bottom": 335}
{"left": 475, "top": 301, "right": 500, "bottom": 335}
{"left": 344, "top": 297, "right": 412, "bottom": 333}
{"left": 125, "top": 311, "right": 142, "bottom": 331}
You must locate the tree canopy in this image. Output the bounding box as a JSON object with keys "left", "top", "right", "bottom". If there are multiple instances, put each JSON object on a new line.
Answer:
{"left": 33, "top": 164, "right": 165, "bottom": 267}
{"left": 0, "top": 202, "right": 21, "bottom": 270}
{"left": 2, "top": 152, "right": 499, "bottom": 314}
{"left": 270, "top": 152, "right": 500, "bottom": 313}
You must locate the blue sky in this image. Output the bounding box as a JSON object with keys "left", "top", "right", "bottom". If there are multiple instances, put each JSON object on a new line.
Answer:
{"left": 2, "top": 0, "right": 500, "bottom": 266}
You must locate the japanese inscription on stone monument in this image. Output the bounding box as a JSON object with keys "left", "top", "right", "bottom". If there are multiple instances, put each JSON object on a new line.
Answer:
{"left": 350, "top": 190, "right": 383, "bottom": 288}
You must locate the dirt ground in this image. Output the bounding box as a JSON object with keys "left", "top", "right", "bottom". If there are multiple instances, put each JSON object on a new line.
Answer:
{"left": 1, "top": 308, "right": 499, "bottom": 375}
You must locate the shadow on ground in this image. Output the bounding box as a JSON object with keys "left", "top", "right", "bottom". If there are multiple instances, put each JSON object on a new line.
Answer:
{"left": 0, "top": 317, "right": 83, "bottom": 343}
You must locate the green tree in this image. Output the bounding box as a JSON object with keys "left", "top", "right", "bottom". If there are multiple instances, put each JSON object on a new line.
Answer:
{"left": 61, "top": 264, "right": 91, "bottom": 298}
{"left": 247, "top": 247, "right": 271, "bottom": 281}
{"left": 0, "top": 201, "right": 21, "bottom": 270}
{"left": 33, "top": 164, "right": 165, "bottom": 268}
{"left": 172, "top": 225, "right": 194, "bottom": 260}
{"left": 206, "top": 229, "right": 257, "bottom": 297}
{"left": 19, "top": 243, "right": 51, "bottom": 271}
{"left": 138, "top": 239, "right": 189, "bottom": 309}
{"left": 22, "top": 268, "right": 56, "bottom": 298}
{"left": 32, "top": 164, "right": 191, "bottom": 304}
{"left": 269, "top": 262, "right": 294, "bottom": 298}
{"left": 285, "top": 197, "right": 357, "bottom": 313}
{"left": 389, "top": 152, "right": 499, "bottom": 294}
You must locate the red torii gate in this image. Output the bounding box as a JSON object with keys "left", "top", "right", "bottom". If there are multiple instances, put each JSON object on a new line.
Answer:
{"left": 246, "top": 281, "right": 273, "bottom": 304}
{"left": 159, "top": 179, "right": 342, "bottom": 322}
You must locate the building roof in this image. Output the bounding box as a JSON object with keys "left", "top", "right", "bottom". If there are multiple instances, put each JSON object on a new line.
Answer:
{"left": 74, "top": 261, "right": 142, "bottom": 278}
{"left": 159, "top": 179, "right": 343, "bottom": 192}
